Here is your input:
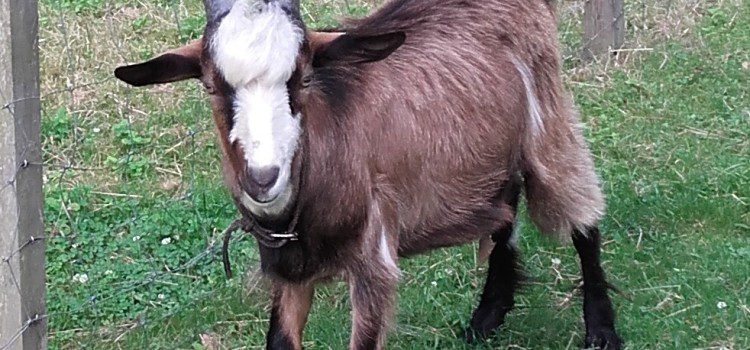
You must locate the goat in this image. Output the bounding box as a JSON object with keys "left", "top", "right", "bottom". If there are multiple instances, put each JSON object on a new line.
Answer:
{"left": 114, "top": 0, "right": 622, "bottom": 348}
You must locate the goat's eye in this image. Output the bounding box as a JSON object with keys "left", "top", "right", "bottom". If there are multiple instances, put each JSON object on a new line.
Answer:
{"left": 203, "top": 81, "right": 216, "bottom": 95}
{"left": 301, "top": 75, "right": 313, "bottom": 88}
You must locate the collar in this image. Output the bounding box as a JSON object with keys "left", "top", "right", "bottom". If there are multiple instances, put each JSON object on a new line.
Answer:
{"left": 244, "top": 206, "right": 300, "bottom": 249}
{"left": 221, "top": 205, "right": 300, "bottom": 279}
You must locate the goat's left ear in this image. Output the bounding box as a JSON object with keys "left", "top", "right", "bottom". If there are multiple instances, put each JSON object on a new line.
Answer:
{"left": 115, "top": 39, "right": 203, "bottom": 87}
{"left": 313, "top": 32, "right": 405, "bottom": 66}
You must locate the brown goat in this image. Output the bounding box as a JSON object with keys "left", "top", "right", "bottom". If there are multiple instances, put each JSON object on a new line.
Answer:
{"left": 115, "top": 0, "right": 622, "bottom": 348}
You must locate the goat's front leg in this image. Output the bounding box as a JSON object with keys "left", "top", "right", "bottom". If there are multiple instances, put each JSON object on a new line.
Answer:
{"left": 348, "top": 265, "right": 399, "bottom": 350}
{"left": 347, "top": 227, "right": 400, "bottom": 350}
{"left": 266, "top": 281, "right": 315, "bottom": 350}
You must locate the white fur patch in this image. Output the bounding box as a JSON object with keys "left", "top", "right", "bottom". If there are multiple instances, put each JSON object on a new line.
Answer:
{"left": 241, "top": 188, "right": 294, "bottom": 217}
{"left": 511, "top": 55, "right": 545, "bottom": 135}
{"left": 212, "top": 0, "right": 304, "bottom": 210}
{"left": 212, "top": 0, "right": 303, "bottom": 87}
{"left": 379, "top": 229, "right": 400, "bottom": 277}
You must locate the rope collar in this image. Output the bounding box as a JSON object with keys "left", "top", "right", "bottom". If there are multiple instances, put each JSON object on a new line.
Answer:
{"left": 221, "top": 205, "right": 300, "bottom": 279}
{"left": 244, "top": 207, "right": 300, "bottom": 249}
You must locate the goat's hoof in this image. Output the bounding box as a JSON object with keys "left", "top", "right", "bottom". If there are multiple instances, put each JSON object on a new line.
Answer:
{"left": 463, "top": 327, "right": 489, "bottom": 344}
{"left": 584, "top": 327, "right": 622, "bottom": 350}
{"left": 464, "top": 307, "right": 507, "bottom": 343}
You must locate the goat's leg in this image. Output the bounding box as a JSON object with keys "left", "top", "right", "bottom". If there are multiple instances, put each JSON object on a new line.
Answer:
{"left": 348, "top": 269, "right": 398, "bottom": 350}
{"left": 266, "top": 281, "right": 315, "bottom": 350}
{"left": 465, "top": 217, "right": 522, "bottom": 342}
{"left": 573, "top": 227, "right": 622, "bottom": 350}
{"left": 466, "top": 176, "right": 522, "bottom": 342}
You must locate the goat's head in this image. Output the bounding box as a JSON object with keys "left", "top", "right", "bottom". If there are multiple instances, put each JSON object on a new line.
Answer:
{"left": 115, "top": 0, "right": 404, "bottom": 216}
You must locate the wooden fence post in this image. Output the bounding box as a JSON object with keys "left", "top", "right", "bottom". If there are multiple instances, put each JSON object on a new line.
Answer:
{"left": 583, "top": 0, "right": 625, "bottom": 61}
{"left": 0, "top": 0, "right": 46, "bottom": 349}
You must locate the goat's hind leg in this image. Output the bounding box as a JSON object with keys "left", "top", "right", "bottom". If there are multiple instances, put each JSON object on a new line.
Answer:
{"left": 573, "top": 226, "right": 622, "bottom": 349}
{"left": 465, "top": 177, "right": 522, "bottom": 343}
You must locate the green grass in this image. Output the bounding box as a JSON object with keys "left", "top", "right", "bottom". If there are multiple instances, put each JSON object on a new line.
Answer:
{"left": 39, "top": 0, "right": 748, "bottom": 349}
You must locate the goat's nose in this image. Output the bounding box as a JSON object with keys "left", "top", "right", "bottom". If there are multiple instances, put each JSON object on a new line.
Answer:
{"left": 248, "top": 166, "right": 280, "bottom": 189}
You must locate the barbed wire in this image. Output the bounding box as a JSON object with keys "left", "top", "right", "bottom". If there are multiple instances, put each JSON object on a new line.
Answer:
{"left": 0, "top": 0, "right": 252, "bottom": 348}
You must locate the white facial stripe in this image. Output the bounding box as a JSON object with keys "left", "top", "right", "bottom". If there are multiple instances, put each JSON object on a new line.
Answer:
{"left": 230, "top": 83, "right": 301, "bottom": 168}
{"left": 510, "top": 55, "right": 545, "bottom": 135}
{"left": 212, "top": 0, "right": 304, "bottom": 210}
{"left": 212, "top": 0, "right": 303, "bottom": 87}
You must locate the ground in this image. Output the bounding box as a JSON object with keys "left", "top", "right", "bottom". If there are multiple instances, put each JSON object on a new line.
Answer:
{"left": 38, "top": 0, "right": 748, "bottom": 349}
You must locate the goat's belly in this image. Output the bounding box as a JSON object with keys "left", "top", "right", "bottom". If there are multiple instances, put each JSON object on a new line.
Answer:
{"left": 397, "top": 202, "right": 512, "bottom": 257}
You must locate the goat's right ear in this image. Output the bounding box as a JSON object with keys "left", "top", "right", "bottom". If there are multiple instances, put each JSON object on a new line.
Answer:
{"left": 115, "top": 39, "right": 203, "bottom": 87}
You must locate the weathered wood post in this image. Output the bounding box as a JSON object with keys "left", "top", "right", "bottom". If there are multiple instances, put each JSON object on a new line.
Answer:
{"left": 582, "top": 0, "right": 625, "bottom": 61}
{"left": 0, "top": 0, "right": 46, "bottom": 349}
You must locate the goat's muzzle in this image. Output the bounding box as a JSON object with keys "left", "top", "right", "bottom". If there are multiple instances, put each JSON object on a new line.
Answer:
{"left": 240, "top": 165, "right": 281, "bottom": 203}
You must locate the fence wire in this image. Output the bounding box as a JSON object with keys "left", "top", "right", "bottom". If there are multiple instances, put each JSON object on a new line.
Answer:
{"left": 1, "top": 0, "right": 716, "bottom": 348}
{"left": 1, "top": 0, "right": 260, "bottom": 349}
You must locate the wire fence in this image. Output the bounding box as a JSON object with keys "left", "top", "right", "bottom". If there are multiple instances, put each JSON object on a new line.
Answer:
{"left": 2, "top": 0, "right": 260, "bottom": 348}
{"left": 1, "top": 0, "right": 721, "bottom": 348}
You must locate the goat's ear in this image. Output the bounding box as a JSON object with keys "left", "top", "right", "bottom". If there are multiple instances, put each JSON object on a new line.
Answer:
{"left": 313, "top": 32, "right": 405, "bottom": 66}
{"left": 115, "top": 39, "right": 203, "bottom": 87}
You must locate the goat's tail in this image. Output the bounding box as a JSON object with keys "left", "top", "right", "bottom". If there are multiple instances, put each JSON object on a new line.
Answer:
{"left": 518, "top": 82, "right": 605, "bottom": 240}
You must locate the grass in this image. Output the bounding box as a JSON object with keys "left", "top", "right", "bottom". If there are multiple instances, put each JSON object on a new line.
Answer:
{"left": 37, "top": 0, "right": 749, "bottom": 349}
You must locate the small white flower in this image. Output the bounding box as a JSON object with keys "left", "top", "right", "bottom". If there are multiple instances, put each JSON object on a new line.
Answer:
{"left": 73, "top": 273, "right": 89, "bottom": 284}
{"left": 158, "top": 293, "right": 165, "bottom": 300}
{"left": 92, "top": 127, "right": 101, "bottom": 133}
{"left": 132, "top": 235, "right": 141, "bottom": 241}
{"left": 104, "top": 270, "right": 113, "bottom": 275}
{"left": 551, "top": 258, "right": 562, "bottom": 266}
{"left": 717, "top": 301, "right": 727, "bottom": 309}
{"left": 431, "top": 281, "right": 438, "bottom": 287}
{"left": 161, "top": 237, "right": 172, "bottom": 245}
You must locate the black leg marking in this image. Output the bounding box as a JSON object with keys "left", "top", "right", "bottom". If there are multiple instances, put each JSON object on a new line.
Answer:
{"left": 573, "top": 227, "right": 622, "bottom": 350}
{"left": 465, "top": 221, "right": 523, "bottom": 343}
{"left": 466, "top": 178, "right": 522, "bottom": 343}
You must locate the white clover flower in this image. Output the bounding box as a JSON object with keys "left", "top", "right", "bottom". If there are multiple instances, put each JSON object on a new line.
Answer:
{"left": 161, "top": 237, "right": 172, "bottom": 245}
{"left": 431, "top": 281, "right": 438, "bottom": 287}
{"left": 551, "top": 258, "right": 562, "bottom": 266}
{"left": 104, "top": 270, "right": 113, "bottom": 275}
{"left": 132, "top": 235, "right": 141, "bottom": 241}
{"left": 717, "top": 301, "right": 727, "bottom": 309}
{"left": 158, "top": 293, "right": 165, "bottom": 300}
{"left": 72, "top": 273, "right": 89, "bottom": 284}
